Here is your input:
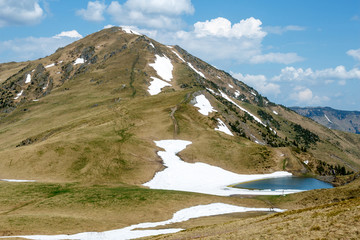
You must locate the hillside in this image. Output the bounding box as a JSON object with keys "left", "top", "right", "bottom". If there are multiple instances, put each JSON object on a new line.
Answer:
{"left": 291, "top": 106, "right": 360, "bottom": 134}
{"left": 0, "top": 27, "right": 359, "bottom": 239}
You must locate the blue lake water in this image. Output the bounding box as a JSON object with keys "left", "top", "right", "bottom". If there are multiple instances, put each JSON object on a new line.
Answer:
{"left": 234, "top": 176, "right": 333, "bottom": 191}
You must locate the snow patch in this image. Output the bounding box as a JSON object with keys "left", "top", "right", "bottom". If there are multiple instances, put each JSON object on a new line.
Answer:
{"left": 148, "top": 77, "right": 171, "bottom": 95}
{"left": 14, "top": 90, "right": 23, "bottom": 100}
{"left": 304, "top": 160, "right": 309, "bottom": 165}
{"left": 149, "top": 55, "right": 173, "bottom": 82}
{"left": 144, "top": 140, "right": 300, "bottom": 196}
{"left": 74, "top": 58, "right": 85, "bottom": 65}
{"left": 228, "top": 84, "right": 234, "bottom": 88}
{"left": 45, "top": 63, "right": 55, "bottom": 68}
{"left": 25, "top": 74, "right": 31, "bottom": 84}
{"left": 1, "top": 179, "right": 35, "bottom": 182}
{"left": 33, "top": 99, "right": 39, "bottom": 102}
{"left": 187, "top": 62, "right": 205, "bottom": 78}
{"left": 273, "top": 110, "right": 278, "bottom": 115}
{"left": 206, "top": 88, "right": 217, "bottom": 95}
{"left": 171, "top": 50, "right": 185, "bottom": 62}
{"left": 234, "top": 90, "right": 240, "bottom": 98}
{"left": 219, "top": 90, "right": 265, "bottom": 126}
{"left": 251, "top": 91, "right": 257, "bottom": 96}
{"left": 194, "top": 94, "right": 216, "bottom": 116}
{"left": 121, "top": 26, "right": 141, "bottom": 35}
{"left": 1, "top": 203, "right": 283, "bottom": 240}
{"left": 217, "top": 76, "right": 221, "bottom": 79}
{"left": 324, "top": 114, "right": 332, "bottom": 123}
{"left": 149, "top": 42, "right": 155, "bottom": 48}
{"left": 215, "top": 119, "right": 233, "bottom": 136}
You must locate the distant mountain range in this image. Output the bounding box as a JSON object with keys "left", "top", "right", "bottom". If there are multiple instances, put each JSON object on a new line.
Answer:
{"left": 291, "top": 107, "right": 360, "bottom": 134}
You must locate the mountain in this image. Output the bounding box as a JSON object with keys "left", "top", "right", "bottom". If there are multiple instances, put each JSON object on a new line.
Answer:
{"left": 291, "top": 106, "right": 360, "bottom": 134}
{"left": 0, "top": 27, "right": 359, "bottom": 239}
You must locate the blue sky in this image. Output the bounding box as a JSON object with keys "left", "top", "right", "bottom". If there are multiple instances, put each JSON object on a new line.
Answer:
{"left": 0, "top": 0, "right": 359, "bottom": 110}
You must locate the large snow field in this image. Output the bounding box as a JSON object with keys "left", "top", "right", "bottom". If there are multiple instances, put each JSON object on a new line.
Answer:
{"left": 149, "top": 55, "right": 173, "bottom": 82}
{"left": 144, "top": 140, "right": 301, "bottom": 196}
{"left": 148, "top": 77, "right": 172, "bottom": 95}
{"left": 1, "top": 203, "right": 283, "bottom": 240}
{"left": 194, "top": 94, "right": 216, "bottom": 116}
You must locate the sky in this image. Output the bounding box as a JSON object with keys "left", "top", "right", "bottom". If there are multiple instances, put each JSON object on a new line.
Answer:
{"left": 0, "top": 0, "right": 359, "bottom": 111}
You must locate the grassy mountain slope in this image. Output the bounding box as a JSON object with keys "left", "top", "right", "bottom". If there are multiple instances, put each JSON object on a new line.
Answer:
{"left": 0, "top": 27, "right": 359, "bottom": 238}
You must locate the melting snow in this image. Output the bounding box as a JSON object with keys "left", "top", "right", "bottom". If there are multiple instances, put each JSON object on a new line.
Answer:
{"left": 149, "top": 55, "right": 173, "bottom": 82}
{"left": 171, "top": 50, "right": 185, "bottom": 62}
{"left": 1, "top": 203, "right": 283, "bottom": 240}
{"left": 144, "top": 140, "right": 300, "bottom": 196}
{"left": 25, "top": 74, "right": 31, "bottom": 84}
{"left": 149, "top": 42, "right": 155, "bottom": 48}
{"left": 1, "top": 179, "right": 35, "bottom": 182}
{"left": 33, "top": 99, "right": 39, "bottom": 102}
{"left": 219, "top": 90, "right": 265, "bottom": 126}
{"left": 234, "top": 90, "right": 240, "bottom": 98}
{"left": 122, "top": 27, "right": 141, "bottom": 35}
{"left": 74, "top": 58, "right": 85, "bottom": 65}
{"left": 187, "top": 62, "right": 205, "bottom": 78}
{"left": 324, "top": 114, "right": 332, "bottom": 123}
{"left": 251, "top": 91, "right": 257, "bottom": 96}
{"left": 228, "top": 84, "right": 234, "bottom": 88}
{"left": 14, "top": 90, "right": 23, "bottom": 100}
{"left": 166, "top": 45, "right": 173, "bottom": 48}
{"left": 215, "top": 119, "right": 233, "bottom": 136}
{"left": 148, "top": 77, "right": 172, "bottom": 95}
{"left": 217, "top": 76, "right": 221, "bottom": 79}
{"left": 304, "top": 160, "right": 309, "bottom": 165}
{"left": 194, "top": 94, "right": 216, "bottom": 116}
{"left": 206, "top": 88, "right": 217, "bottom": 95}
{"left": 273, "top": 110, "right": 278, "bottom": 115}
{"left": 45, "top": 63, "right": 55, "bottom": 68}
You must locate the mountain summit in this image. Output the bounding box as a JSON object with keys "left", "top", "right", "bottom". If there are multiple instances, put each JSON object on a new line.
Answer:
{"left": 1, "top": 26, "right": 360, "bottom": 239}
{"left": 0, "top": 26, "right": 359, "bottom": 184}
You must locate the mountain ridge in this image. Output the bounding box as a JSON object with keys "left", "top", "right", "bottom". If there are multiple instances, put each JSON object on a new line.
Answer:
{"left": 291, "top": 106, "right": 360, "bottom": 134}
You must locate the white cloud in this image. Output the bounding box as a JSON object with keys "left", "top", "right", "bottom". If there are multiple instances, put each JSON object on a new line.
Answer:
{"left": 76, "top": 1, "right": 106, "bottom": 22}
{"left": 232, "top": 72, "right": 281, "bottom": 96}
{"left": 193, "top": 17, "right": 267, "bottom": 39}
{"left": 106, "top": 0, "right": 193, "bottom": 29}
{"left": 0, "top": 31, "right": 82, "bottom": 63}
{"left": 250, "top": 52, "right": 304, "bottom": 64}
{"left": 290, "top": 86, "right": 329, "bottom": 105}
{"left": 0, "top": 0, "right": 44, "bottom": 27}
{"left": 153, "top": 17, "right": 302, "bottom": 65}
{"left": 272, "top": 66, "right": 360, "bottom": 83}
{"left": 347, "top": 48, "right": 360, "bottom": 62}
{"left": 264, "top": 25, "right": 306, "bottom": 35}
{"left": 53, "top": 30, "right": 83, "bottom": 39}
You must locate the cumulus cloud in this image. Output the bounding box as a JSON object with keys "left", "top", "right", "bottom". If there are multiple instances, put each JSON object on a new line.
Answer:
{"left": 232, "top": 72, "right": 281, "bottom": 96}
{"left": 290, "top": 86, "right": 329, "bottom": 105}
{"left": 53, "top": 30, "right": 83, "bottom": 39}
{"left": 250, "top": 52, "right": 304, "bottom": 64}
{"left": 154, "top": 17, "right": 302, "bottom": 65}
{"left": 272, "top": 66, "right": 360, "bottom": 84}
{"left": 76, "top": 1, "right": 106, "bottom": 22}
{"left": 193, "top": 17, "right": 267, "bottom": 39}
{"left": 105, "top": 0, "right": 194, "bottom": 29}
{"left": 0, "top": 0, "right": 44, "bottom": 27}
{"left": 0, "top": 30, "right": 82, "bottom": 63}
{"left": 347, "top": 48, "right": 360, "bottom": 62}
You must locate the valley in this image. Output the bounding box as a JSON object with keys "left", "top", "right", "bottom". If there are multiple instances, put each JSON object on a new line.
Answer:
{"left": 0, "top": 27, "right": 359, "bottom": 239}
